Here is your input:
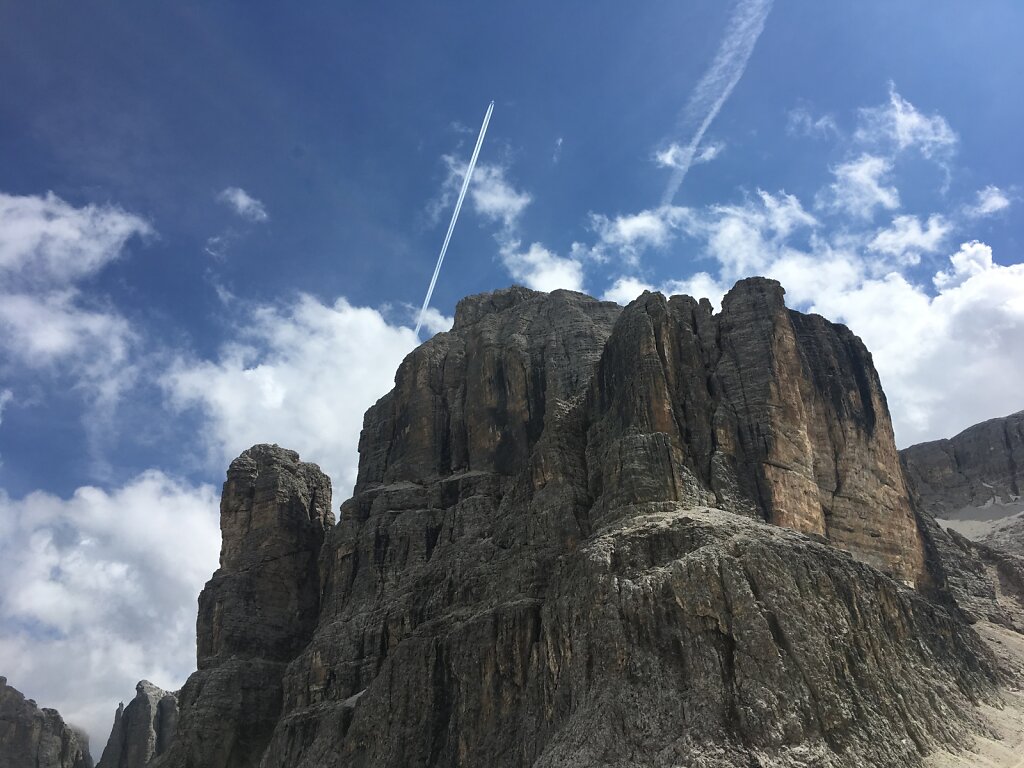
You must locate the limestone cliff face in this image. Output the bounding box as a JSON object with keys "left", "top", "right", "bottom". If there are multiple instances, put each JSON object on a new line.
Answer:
{"left": 0, "top": 677, "right": 92, "bottom": 768}
{"left": 136, "top": 281, "right": 1015, "bottom": 768}
{"left": 900, "top": 411, "right": 1024, "bottom": 624}
{"left": 583, "top": 282, "right": 926, "bottom": 585}
{"left": 148, "top": 445, "right": 332, "bottom": 768}
{"left": 96, "top": 681, "right": 176, "bottom": 768}
{"left": 255, "top": 282, "right": 994, "bottom": 767}
{"left": 902, "top": 410, "right": 1024, "bottom": 518}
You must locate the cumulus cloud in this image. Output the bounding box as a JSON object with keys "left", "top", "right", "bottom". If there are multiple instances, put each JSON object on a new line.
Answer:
{"left": 0, "top": 191, "right": 151, "bottom": 287}
{"left": 966, "top": 185, "right": 1011, "bottom": 218}
{"left": 601, "top": 272, "right": 728, "bottom": 309}
{"left": 437, "top": 156, "right": 531, "bottom": 232}
{"left": 867, "top": 214, "right": 949, "bottom": 264}
{"left": 685, "top": 190, "right": 817, "bottom": 282}
{"left": 0, "top": 191, "right": 147, "bottom": 405}
{"left": 500, "top": 241, "right": 584, "bottom": 292}
{"left": 412, "top": 306, "right": 454, "bottom": 336}
{"left": 602, "top": 275, "right": 654, "bottom": 305}
{"left": 588, "top": 205, "right": 692, "bottom": 265}
{"left": 163, "top": 294, "right": 418, "bottom": 496}
{"left": 855, "top": 84, "right": 958, "bottom": 159}
{"left": 822, "top": 154, "right": 900, "bottom": 219}
{"left": 0, "top": 472, "right": 220, "bottom": 754}
{"left": 217, "top": 187, "right": 268, "bottom": 222}
{"left": 932, "top": 240, "right": 995, "bottom": 290}
{"left": 812, "top": 246, "right": 1024, "bottom": 445}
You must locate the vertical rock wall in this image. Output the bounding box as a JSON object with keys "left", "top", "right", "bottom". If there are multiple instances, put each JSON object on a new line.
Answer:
{"left": 149, "top": 445, "right": 332, "bottom": 768}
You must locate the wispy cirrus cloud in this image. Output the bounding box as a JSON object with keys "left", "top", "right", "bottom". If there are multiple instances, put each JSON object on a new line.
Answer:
{"left": 786, "top": 107, "right": 839, "bottom": 139}
{"left": 659, "top": 0, "right": 774, "bottom": 205}
{"left": 855, "top": 84, "right": 958, "bottom": 160}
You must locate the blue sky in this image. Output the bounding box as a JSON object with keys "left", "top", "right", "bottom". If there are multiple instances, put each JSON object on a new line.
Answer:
{"left": 1, "top": 0, "right": 1023, "bottom": 753}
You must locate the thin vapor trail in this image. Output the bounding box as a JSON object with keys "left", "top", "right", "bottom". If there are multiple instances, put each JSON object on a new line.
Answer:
{"left": 415, "top": 100, "right": 495, "bottom": 336}
{"left": 661, "top": 0, "right": 772, "bottom": 206}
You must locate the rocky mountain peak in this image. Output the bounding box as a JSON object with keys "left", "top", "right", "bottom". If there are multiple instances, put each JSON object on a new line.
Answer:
{"left": 71, "top": 281, "right": 1024, "bottom": 768}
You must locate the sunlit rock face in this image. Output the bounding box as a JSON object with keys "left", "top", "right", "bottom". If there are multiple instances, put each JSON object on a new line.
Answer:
{"left": 130, "top": 281, "right": 1017, "bottom": 768}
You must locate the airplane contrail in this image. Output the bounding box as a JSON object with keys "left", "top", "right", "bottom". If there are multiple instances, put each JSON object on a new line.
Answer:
{"left": 414, "top": 100, "right": 495, "bottom": 337}
{"left": 661, "top": 0, "right": 772, "bottom": 206}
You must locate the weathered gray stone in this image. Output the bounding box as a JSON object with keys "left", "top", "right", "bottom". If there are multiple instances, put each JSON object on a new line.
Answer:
{"left": 0, "top": 677, "right": 92, "bottom": 768}
{"left": 139, "top": 283, "right": 1021, "bottom": 768}
{"left": 96, "top": 681, "right": 176, "bottom": 768}
{"left": 902, "top": 410, "right": 1024, "bottom": 518}
{"left": 149, "top": 445, "right": 332, "bottom": 768}
{"left": 901, "top": 410, "right": 1024, "bottom": 624}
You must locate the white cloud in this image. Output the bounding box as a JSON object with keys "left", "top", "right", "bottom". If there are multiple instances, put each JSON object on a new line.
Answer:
{"left": 660, "top": 0, "right": 774, "bottom": 204}
{"left": 933, "top": 240, "right": 994, "bottom": 290}
{"left": 656, "top": 141, "right": 724, "bottom": 170}
{"left": 662, "top": 272, "right": 729, "bottom": 307}
{"left": 163, "top": 294, "right": 418, "bottom": 496}
{"left": 589, "top": 205, "right": 692, "bottom": 265}
{"left": 822, "top": 154, "right": 900, "bottom": 219}
{"left": 217, "top": 187, "right": 268, "bottom": 222}
{"left": 0, "top": 191, "right": 151, "bottom": 287}
{"left": 855, "top": 84, "right": 958, "bottom": 159}
{"left": 602, "top": 276, "right": 654, "bottom": 304}
{"left": 627, "top": 186, "right": 1024, "bottom": 445}
{"left": 0, "top": 191, "right": 147, "bottom": 405}
{"left": 0, "top": 472, "right": 219, "bottom": 754}
{"left": 0, "top": 389, "right": 12, "bottom": 427}
{"left": 602, "top": 272, "right": 729, "bottom": 309}
{"left": 437, "top": 156, "right": 531, "bottom": 232}
{"left": 680, "top": 190, "right": 816, "bottom": 282}
{"left": 966, "top": 185, "right": 1011, "bottom": 218}
{"left": 807, "top": 246, "right": 1024, "bottom": 445}
{"left": 786, "top": 107, "right": 839, "bottom": 138}
{"left": 500, "top": 241, "right": 584, "bottom": 293}
{"left": 868, "top": 214, "right": 949, "bottom": 264}
{"left": 409, "top": 305, "right": 454, "bottom": 335}
{"left": 0, "top": 291, "right": 133, "bottom": 370}
{"left": 470, "top": 164, "right": 532, "bottom": 230}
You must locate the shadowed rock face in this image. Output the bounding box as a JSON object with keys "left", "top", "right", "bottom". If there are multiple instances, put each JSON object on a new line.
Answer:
{"left": 96, "top": 681, "right": 177, "bottom": 768}
{"left": 134, "top": 281, "right": 1014, "bottom": 768}
{"left": 902, "top": 411, "right": 1024, "bottom": 518}
{"left": 901, "top": 411, "right": 1024, "bottom": 624}
{"left": 0, "top": 677, "right": 92, "bottom": 768}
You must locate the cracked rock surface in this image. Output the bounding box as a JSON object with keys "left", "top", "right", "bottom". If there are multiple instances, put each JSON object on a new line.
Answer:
{"left": 113, "top": 281, "right": 1022, "bottom": 767}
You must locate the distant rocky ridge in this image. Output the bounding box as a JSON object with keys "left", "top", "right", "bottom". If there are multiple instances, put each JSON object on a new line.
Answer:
{"left": 902, "top": 411, "right": 1024, "bottom": 521}
{"left": 0, "top": 677, "right": 92, "bottom": 768}
{"left": 6, "top": 280, "right": 1024, "bottom": 767}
